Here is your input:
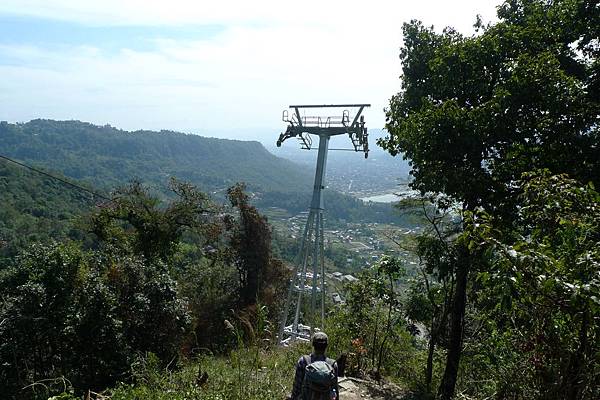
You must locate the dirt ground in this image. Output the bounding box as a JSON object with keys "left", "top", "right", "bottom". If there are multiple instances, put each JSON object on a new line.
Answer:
{"left": 338, "top": 377, "right": 415, "bottom": 400}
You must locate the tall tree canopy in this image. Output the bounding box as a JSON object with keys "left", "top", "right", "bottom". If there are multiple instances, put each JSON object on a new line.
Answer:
{"left": 380, "top": 0, "right": 599, "bottom": 398}
{"left": 381, "top": 0, "right": 599, "bottom": 217}
{"left": 227, "top": 183, "right": 288, "bottom": 310}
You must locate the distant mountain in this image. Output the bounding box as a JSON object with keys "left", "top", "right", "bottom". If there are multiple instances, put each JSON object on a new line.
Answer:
{"left": 0, "top": 119, "right": 312, "bottom": 194}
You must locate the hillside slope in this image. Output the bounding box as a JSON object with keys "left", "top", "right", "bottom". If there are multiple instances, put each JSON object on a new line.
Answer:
{"left": 0, "top": 120, "right": 404, "bottom": 224}
{"left": 0, "top": 120, "right": 312, "bottom": 193}
{"left": 0, "top": 158, "right": 92, "bottom": 261}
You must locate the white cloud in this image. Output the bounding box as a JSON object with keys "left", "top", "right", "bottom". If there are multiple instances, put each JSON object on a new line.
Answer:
{"left": 1, "top": 1, "right": 498, "bottom": 28}
{"left": 0, "top": 0, "right": 500, "bottom": 141}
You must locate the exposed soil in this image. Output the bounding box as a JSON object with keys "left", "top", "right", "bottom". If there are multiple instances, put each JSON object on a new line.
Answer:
{"left": 338, "top": 377, "right": 416, "bottom": 400}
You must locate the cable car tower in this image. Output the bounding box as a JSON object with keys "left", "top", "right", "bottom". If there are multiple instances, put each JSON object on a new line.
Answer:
{"left": 277, "top": 104, "right": 370, "bottom": 345}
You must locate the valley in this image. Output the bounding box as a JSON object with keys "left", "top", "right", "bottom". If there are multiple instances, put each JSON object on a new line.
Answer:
{"left": 0, "top": 119, "right": 419, "bottom": 272}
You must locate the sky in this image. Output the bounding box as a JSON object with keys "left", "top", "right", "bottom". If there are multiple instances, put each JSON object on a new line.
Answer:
{"left": 0, "top": 1, "right": 500, "bottom": 142}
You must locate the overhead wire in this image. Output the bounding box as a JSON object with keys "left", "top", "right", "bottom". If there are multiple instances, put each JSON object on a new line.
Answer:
{"left": 0, "top": 154, "right": 111, "bottom": 202}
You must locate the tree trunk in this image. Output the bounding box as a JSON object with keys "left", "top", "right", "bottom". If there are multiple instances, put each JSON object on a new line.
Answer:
{"left": 426, "top": 333, "right": 435, "bottom": 391}
{"left": 376, "top": 297, "right": 394, "bottom": 376}
{"left": 438, "top": 256, "right": 469, "bottom": 400}
{"left": 565, "top": 307, "right": 589, "bottom": 400}
{"left": 370, "top": 304, "right": 381, "bottom": 368}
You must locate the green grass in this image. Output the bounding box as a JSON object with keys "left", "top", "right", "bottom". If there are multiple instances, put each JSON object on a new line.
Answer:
{"left": 109, "top": 343, "right": 311, "bottom": 400}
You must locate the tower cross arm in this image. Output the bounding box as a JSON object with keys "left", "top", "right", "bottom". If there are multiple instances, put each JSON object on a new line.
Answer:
{"left": 289, "top": 104, "right": 371, "bottom": 108}
{"left": 277, "top": 103, "right": 370, "bottom": 150}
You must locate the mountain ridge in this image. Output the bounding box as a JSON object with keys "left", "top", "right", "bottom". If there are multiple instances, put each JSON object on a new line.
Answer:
{"left": 0, "top": 119, "right": 312, "bottom": 194}
{"left": 0, "top": 119, "right": 404, "bottom": 224}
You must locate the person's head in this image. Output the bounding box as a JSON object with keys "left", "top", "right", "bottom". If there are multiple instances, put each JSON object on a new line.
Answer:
{"left": 312, "top": 331, "right": 328, "bottom": 354}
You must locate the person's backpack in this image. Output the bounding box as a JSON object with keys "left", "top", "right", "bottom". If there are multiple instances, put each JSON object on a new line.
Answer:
{"left": 300, "top": 355, "right": 336, "bottom": 400}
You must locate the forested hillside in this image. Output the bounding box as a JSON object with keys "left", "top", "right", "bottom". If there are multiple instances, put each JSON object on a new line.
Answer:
{"left": 0, "top": 159, "right": 92, "bottom": 262}
{"left": 0, "top": 120, "right": 401, "bottom": 223}
{"left": 0, "top": 119, "right": 311, "bottom": 192}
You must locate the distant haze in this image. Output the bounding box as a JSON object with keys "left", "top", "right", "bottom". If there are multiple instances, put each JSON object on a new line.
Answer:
{"left": 0, "top": 1, "right": 499, "bottom": 142}
{"left": 270, "top": 129, "right": 412, "bottom": 196}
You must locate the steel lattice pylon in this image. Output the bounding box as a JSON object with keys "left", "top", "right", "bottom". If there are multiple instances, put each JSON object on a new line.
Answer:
{"left": 276, "top": 104, "right": 370, "bottom": 345}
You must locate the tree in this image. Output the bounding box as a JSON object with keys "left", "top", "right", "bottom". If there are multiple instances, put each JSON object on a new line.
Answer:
{"left": 404, "top": 197, "right": 459, "bottom": 391}
{"left": 380, "top": 1, "right": 599, "bottom": 397}
{"left": 89, "top": 178, "right": 220, "bottom": 263}
{"left": 227, "top": 183, "right": 288, "bottom": 311}
{"left": 0, "top": 243, "right": 190, "bottom": 397}
{"left": 372, "top": 256, "right": 406, "bottom": 377}
{"left": 467, "top": 171, "right": 600, "bottom": 399}
{"left": 332, "top": 256, "right": 406, "bottom": 378}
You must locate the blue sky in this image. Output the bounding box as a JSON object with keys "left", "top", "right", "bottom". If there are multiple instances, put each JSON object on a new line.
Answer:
{"left": 0, "top": 1, "right": 500, "bottom": 142}
{"left": 0, "top": 15, "right": 225, "bottom": 54}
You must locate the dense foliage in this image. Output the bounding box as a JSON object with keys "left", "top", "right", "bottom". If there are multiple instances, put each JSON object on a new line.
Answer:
{"left": 329, "top": 256, "right": 414, "bottom": 379}
{"left": 0, "top": 180, "right": 288, "bottom": 399}
{"left": 226, "top": 183, "right": 288, "bottom": 309}
{"left": 464, "top": 171, "right": 600, "bottom": 398}
{"left": 382, "top": 0, "right": 599, "bottom": 217}
{"left": 380, "top": 0, "right": 599, "bottom": 398}
{"left": 0, "top": 160, "right": 92, "bottom": 263}
{"left": 0, "top": 243, "right": 189, "bottom": 396}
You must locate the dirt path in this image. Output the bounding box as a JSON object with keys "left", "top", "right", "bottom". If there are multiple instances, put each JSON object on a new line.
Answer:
{"left": 338, "top": 377, "right": 413, "bottom": 400}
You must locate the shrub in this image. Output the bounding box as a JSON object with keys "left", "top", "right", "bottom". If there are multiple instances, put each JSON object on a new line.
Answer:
{"left": 0, "top": 243, "right": 190, "bottom": 399}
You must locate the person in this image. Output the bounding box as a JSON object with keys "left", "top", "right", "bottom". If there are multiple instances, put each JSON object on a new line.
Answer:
{"left": 289, "top": 331, "right": 339, "bottom": 400}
